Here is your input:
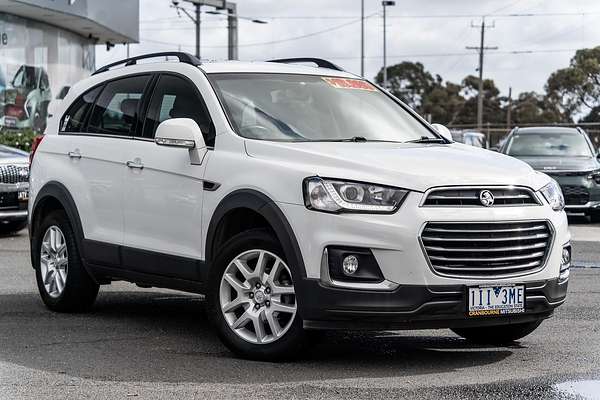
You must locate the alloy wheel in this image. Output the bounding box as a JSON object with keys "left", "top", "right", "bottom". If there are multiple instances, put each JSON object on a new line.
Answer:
{"left": 40, "top": 225, "right": 68, "bottom": 298}
{"left": 219, "top": 249, "right": 297, "bottom": 344}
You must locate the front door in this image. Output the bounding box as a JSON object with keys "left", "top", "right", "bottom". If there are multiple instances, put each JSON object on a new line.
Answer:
{"left": 122, "top": 73, "right": 215, "bottom": 280}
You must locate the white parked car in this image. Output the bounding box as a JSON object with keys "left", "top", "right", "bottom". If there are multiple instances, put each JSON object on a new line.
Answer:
{"left": 28, "top": 53, "right": 570, "bottom": 360}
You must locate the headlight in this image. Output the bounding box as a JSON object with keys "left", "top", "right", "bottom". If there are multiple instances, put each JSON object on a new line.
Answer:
{"left": 303, "top": 177, "right": 408, "bottom": 213}
{"left": 588, "top": 170, "right": 600, "bottom": 184}
{"left": 540, "top": 179, "right": 565, "bottom": 211}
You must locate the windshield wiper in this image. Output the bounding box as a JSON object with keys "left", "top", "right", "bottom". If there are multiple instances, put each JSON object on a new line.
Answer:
{"left": 406, "top": 136, "right": 447, "bottom": 144}
{"left": 341, "top": 136, "right": 368, "bottom": 142}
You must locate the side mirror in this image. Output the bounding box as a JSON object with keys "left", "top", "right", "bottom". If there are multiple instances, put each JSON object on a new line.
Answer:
{"left": 431, "top": 123, "right": 453, "bottom": 142}
{"left": 489, "top": 146, "right": 500, "bottom": 152}
{"left": 155, "top": 118, "right": 207, "bottom": 165}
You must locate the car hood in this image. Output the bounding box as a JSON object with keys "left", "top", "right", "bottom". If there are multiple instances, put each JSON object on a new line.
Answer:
{"left": 244, "top": 140, "right": 548, "bottom": 192}
{"left": 513, "top": 156, "right": 599, "bottom": 172}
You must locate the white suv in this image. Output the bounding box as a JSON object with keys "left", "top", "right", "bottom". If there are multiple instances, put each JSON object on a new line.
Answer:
{"left": 28, "top": 53, "right": 570, "bottom": 360}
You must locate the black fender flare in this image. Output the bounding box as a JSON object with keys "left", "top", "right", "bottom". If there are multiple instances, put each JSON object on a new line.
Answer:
{"left": 204, "top": 189, "right": 306, "bottom": 282}
{"left": 30, "top": 181, "right": 97, "bottom": 282}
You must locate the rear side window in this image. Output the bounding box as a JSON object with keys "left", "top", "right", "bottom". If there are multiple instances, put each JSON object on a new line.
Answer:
{"left": 88, "top": 75, "right": 151, "bottom": 136}
{"left": 61, "top": 86, "right": 102, "bottom": 133}
{"left": 143, "top": 74, "right": 215, "bottom": 146}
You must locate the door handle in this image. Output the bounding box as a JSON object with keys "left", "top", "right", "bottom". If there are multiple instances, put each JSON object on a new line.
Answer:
{"left": 126, "top": 159, "right": 144, "bottom": 170}
{"left": 67, "top": 150, "right": 81, "bottom": 159}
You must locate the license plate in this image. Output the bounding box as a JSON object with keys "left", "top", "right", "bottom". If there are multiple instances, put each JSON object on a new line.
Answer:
{"left": 3, "top": 117, "right": 17, "bottom": 127}
{"left": 468, "top": 284, "right": 525, "bottom": 317}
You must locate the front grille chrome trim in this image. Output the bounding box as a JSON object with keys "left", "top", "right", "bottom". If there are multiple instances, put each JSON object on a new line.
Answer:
{"left": 419, "top": 220, "right": 555, "bottom": 279}
{"left": 420, "top": 186, "right": 541, "bottom": 207}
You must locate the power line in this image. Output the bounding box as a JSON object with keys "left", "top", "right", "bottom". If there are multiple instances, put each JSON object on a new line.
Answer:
{"left": 141, "top": 13, "right": 377, "bottom": 49}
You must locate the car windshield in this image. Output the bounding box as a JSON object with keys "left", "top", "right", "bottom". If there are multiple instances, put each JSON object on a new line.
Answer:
{"left": 208, "top": 73, "right": 437, "bottom": 142}
{"left": 506, "top": 132, "right": 593, "bottom": 157}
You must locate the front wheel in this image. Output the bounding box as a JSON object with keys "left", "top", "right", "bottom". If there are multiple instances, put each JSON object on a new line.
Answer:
{"left": 451, "top": 320, "right": 543, "bottom": 344}
{"left": 207, "top": 229, "right": 307, "bottom": 361}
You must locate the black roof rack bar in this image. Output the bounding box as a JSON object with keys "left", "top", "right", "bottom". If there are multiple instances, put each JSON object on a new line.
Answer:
{"left": 267, "top": 58, "right": 345, "bottom": 72}
{"left": 93, "top": 52, "right": 201, "bottom": 76}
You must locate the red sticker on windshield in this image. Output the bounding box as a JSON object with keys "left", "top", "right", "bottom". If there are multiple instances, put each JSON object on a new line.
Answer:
{"left": 322, "top": 77, "right": 376, "bottom": 91}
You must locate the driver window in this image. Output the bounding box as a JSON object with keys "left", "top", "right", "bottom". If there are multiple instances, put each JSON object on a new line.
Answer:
{"left": 143, "top": 74, "right": 215, "bottom": 147}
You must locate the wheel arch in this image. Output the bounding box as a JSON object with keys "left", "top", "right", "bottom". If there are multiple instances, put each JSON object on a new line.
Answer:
{"left": 30, "top": 181, "right": 91, "bottom": 277}
{"left": 204, "top": 189, "right": 306, "bottom": 282}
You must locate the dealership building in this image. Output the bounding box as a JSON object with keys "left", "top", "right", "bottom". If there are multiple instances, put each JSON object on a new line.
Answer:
{"left": 0, "top": 0, "right": 139, "bottom": 131}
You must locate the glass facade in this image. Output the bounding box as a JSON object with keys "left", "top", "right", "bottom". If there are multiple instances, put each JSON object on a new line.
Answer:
{"left": 0, "top": 12, "right": 95, "bottom": 132}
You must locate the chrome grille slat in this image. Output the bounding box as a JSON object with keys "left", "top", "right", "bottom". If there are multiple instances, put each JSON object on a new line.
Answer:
{"left": 423, "top": 224, "right": 546, "bottom": 234}
{"left": 422, "top": 187, "right": 539, "bottom": 207}
{"left": 421, "top": 221, "right": 552, "bottom": 278}
{"left": 428, "top": 251, "right": 545, "bottom": 263}
{"left": 424, "top": 242, "right": 547, "bottom": 253}
{"left": 433, "top": 260, "right": 541, "bottom": 272}
{"left": 422, "top": 233, "right": 549, "bottom": 242}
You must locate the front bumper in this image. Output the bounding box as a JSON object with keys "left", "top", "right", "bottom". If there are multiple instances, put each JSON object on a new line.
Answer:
{"left": 298, "top": 278, "right": 568, "bottom": 330}
{"left": 0, "top": 183, "right": 29, "bottom": 222}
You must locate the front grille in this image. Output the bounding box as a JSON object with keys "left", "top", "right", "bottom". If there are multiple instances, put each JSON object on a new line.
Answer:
{"left": 420, "top": 221, "right": 552, "bottom": 278}
{"left": 561, "top": 185, "right": 589, "bottom": 206}
{"left": 422, "top": 187, "right": 539, "bottom": 207}
{"left": 0, "top": 165, "right": 29, "bottom": 184}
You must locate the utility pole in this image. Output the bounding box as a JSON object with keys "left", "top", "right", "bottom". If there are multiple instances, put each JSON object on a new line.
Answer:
{"left": 466, "top": 19, "right": 497, "bottom": 130}
{"left": 361, "top": 0, "right": 364, "bottom": 77}
{"left": 506, "top": 86, "right": 512, "bottom": 129}
{"left": 382, "top": 1, "right": 395, "bottom": 89}
{"left": 195, "top": 3, "right": 201, "bottom": 59}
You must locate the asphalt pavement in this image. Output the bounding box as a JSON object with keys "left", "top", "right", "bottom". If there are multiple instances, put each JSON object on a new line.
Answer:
{"left": 0, "top": 220, "right": 599, "bottom": 399}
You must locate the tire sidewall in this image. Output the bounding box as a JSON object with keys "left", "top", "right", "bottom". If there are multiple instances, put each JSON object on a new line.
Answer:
{"left": 206, "top": 229, "right": 306, "bottom": 361}
{"left": 34, "top": 210, "right": 97, "bottom": 311}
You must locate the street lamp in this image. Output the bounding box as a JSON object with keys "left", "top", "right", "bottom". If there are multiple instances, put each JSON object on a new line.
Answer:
{"left": 382, "top": 0, "right": 395, "bottom": 89}
{"left": 171, "top": 0, "right": 267, "bottom": 60}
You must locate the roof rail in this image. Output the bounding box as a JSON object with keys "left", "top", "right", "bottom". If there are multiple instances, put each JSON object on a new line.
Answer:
{"left": 93, "top": 52, "right": 201, "bottom": 75}
{"left": 267, "top": 58, "right": 345, "bottom": 72}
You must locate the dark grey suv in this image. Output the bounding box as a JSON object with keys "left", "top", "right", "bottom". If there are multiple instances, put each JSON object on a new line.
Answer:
{"left": 500, "top": 126, "right": 600, "bottom": 221}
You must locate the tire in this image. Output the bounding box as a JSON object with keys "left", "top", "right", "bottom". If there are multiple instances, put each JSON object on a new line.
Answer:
{"left": 206, "top": 229, "right": 307, "bottom": 361}
{"left": 33, "top": 210, "right": 99, "bottom": 312}
{"left": 0, "top": 220, "right": 27, "bottom": 235}
{"left": 451, "top": 320, "right": 543, "bottom": 345}
{"left": 589, "top": 211, "right": 600, "bottom": 224}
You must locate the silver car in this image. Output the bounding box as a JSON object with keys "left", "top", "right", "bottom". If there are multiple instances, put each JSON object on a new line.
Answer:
{"left": 0, "top": 144, "right": 29, "bottom": 234}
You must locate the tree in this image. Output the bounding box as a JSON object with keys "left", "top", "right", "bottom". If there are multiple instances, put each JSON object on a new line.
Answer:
{"left": 375, "top": 62, "right": 436, "bottom": 110}
{"left": 452, "top": 75, "right": 504, "bottom": 126}
{"left": 421, "top": 81, "right": 465, "bottom": 125}
{"left": 546, "top": 46, "right": 600, "bottom": 121}
{"left": 511, "top": 92, "right": 564, "bottom": 124}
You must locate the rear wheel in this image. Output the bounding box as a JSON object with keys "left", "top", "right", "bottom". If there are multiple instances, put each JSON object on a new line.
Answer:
{"left": 34, "top": 210, "right": 99, "bottom": 312}
{"left": 207, "top": 229, "right": 306, "bottom": 360}
{"left": 451, "top": 320, "right": 543, "bottom": 344}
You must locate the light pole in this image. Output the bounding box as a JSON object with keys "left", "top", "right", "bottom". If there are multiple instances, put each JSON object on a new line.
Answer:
{"left": 381, "top": 0, "right": 395, "bottom": 89}
{"left": 360, "top": 0, "right": 364, "bottom": 77}
{"left": 171, "top": 0, "right": 267, "bottom": 60}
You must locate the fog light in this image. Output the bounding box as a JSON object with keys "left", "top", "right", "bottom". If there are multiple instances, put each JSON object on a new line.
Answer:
{"left": 342, "top": 255, "right": 359, "bottom": 275}
{"left": 560, "top": 244, "right": 571, "bottom": 283}
{"left": 561, "top": 247, "right": 571, "bottom": 268}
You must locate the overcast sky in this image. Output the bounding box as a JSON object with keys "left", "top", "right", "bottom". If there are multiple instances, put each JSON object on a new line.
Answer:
{"left": 96, "top": 0, "right": 600, "bottom": 97}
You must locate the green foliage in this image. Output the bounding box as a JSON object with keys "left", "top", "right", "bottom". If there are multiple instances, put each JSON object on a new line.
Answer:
{"left": 546, "top": 46, "right": 600, "bottom": 122}
{"left": 0, "top": 129, "right": 36, "bottom": 152}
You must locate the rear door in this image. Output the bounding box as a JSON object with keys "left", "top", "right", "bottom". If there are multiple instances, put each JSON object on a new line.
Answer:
{"left": 121, "top": 73, "right": 215, "bottom": 280}
{"left": 58, "top": 74, "right": 151, "bottom": 266}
